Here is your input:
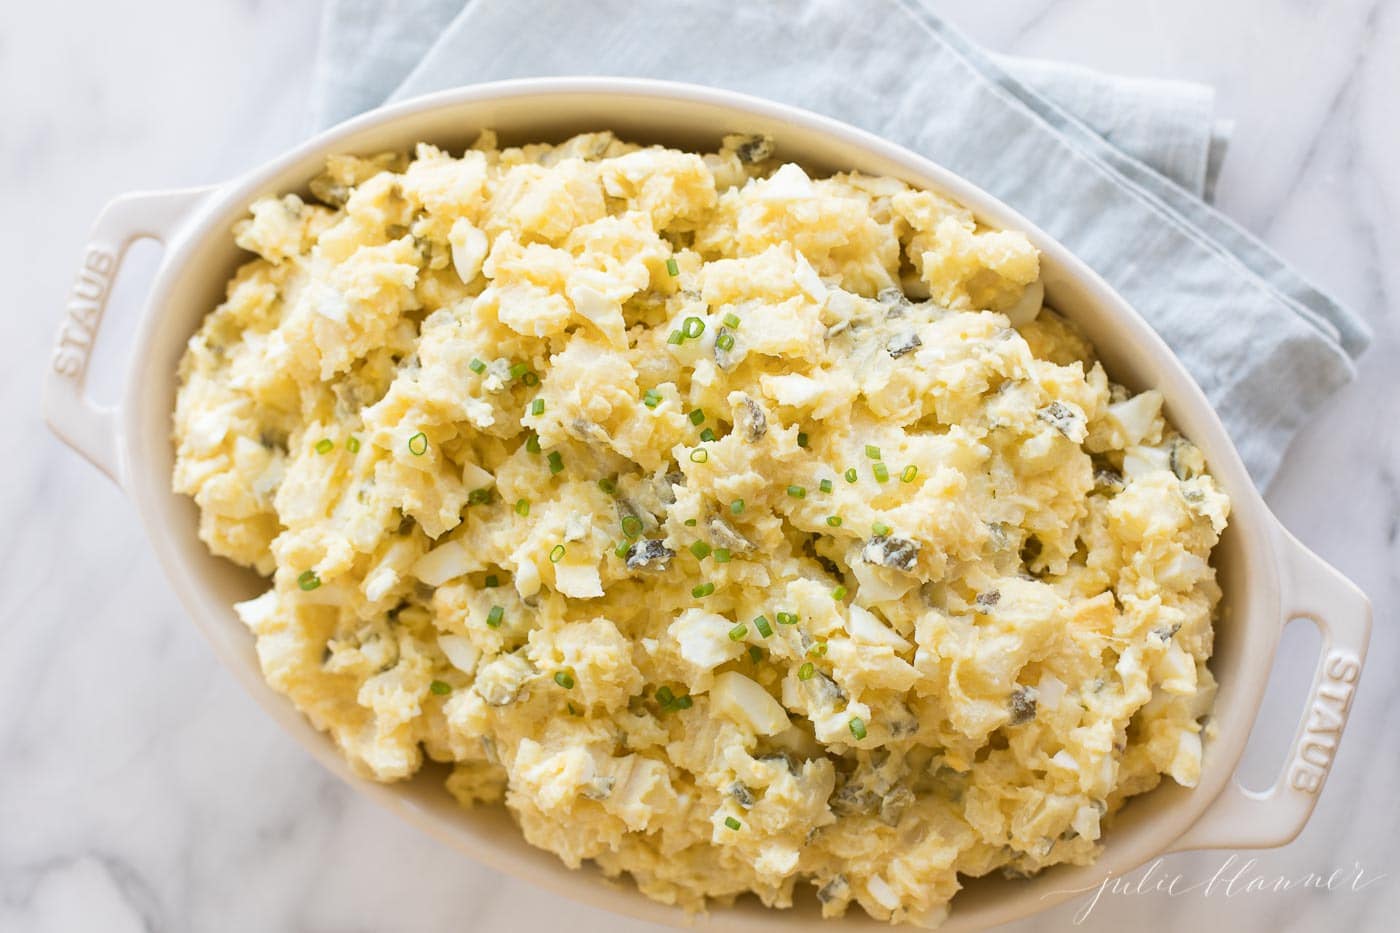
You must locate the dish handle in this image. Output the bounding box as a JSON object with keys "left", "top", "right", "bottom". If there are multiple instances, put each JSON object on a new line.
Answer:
{"left": 1168, "top": 527, "right": 1371, "bottom": 851}
{"left": 42, "top": 187, "right": 214, "bottom": 484}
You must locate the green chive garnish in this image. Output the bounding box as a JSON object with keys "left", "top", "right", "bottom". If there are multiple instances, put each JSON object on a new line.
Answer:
{"left": 787, "top": 485, "right": 806, "bottom": 499}
{"left": 666, "top": 257, "right": 680, "bottom": 277}
{"left": 716, "top": 332, "right": 735, "bottom": 351}
{"left": 315, "top": 438, "right": 333, "bottom": 454}
{"left": 690, "top": 448, "right": 708, "bottom": 463}
{"left": 484, "top": 574, "right": 499, "bottom": 588}
{"left": 724, "top": 816, "right": 742, "bottom": 831}
{"left": 408, "top": 432, "right": 428, "bottom": 456}
{"left": 682, "top": 316, "right": 705, "bottom": 339}
{"left": 550, "top": 544, "right": 566, "bottom": 563}
{"left": 621, "top": 515, "right": 643, "bottom": 539}
{"left": 728, "top": 623, "right": 748, "bottom": 641}
{"left": 486, "top": 605, "right": 504, "bottom": 628}
{"left": 714, "top": 548, "right": 731, "bottom": 563}
{"left": 849, "top": 717, "right": 867, "bottom": 740}
{"left": 730, "top": 499, "right": 745, "bottom": 515}
{"left": 819, "top": 478, "right": 832, "bottom": 493}
{"left": 776, "top": 612, "right": 798, "bottom": 626}
{"left": 689, "top": 409, "right": 705, "bottom": 425}
{"left": 798, "top": 662, "right": 815, "bottom": 681}
{"left": 807, "top": 641, "right": 828, "bottom": 657}
{"left": 547, "top": 451, "right": 564, "bottom": 474}
{"left": 865, "top": 444, "right": 882, "bottom": 460}
{"left": 656, "top": 686, "right": 675, "bottom": 705}
{"left": 722, "top": 312, "right": 741, "bottom": 329}
{"left": 515, "top": 498, "right": 530, "bottom": 517}
{"left": 797, "top": 432, "right": 809, "bottom": 448}
{"left": 429, "top": 680, "right": 451, "bottom": 695}
{"left": 690, "top": 541, "right": 712, "bottom": 560}
{"left": 643, "top": 388, "right": 662, "bottom": 408}
{"left": 468, "top": 488, "right": 492, "bottom": 506}
{"left": 469, "top": 358, "right": 487, "bottom": 374}
{"left": 901, "top": 464, "right": 918, "bottom": 483}
{"left": 554, "top": 670, "right": 575, "bottom": 689}
{"left": 748, "top": 645, "right": 763, "bottom": 664}
{"left": 346, "top": 436, "right": 361, "bottom": 453}
{"left": 509, "top": 362, "right": 529, "bottom": 380}
{"left": 844, "top": 467, "right": 858, "bottom": 483}
{"left": 667, "top": 330, "right": 684, "bottom": 346}
{"left": 692, "top": 582, "right": 715, "bottom": 598}
{"left": 614, "top": 539, "right": 630, "bottom": 558}
{"left": 684, "top": 518, "right": 697, "bottom": 526}
{"left": 873, "top": 462, "right": 889, "bottom": 483}
{"left": 531, "top": 398, "right": 545, "bottom": 416}
{"left": 699, "top": 427, "right": 717, "bottom": 442}
{"left": 522, "top": 371, "right": 540, "bottom": 387}
{"left": 526, "top": 434, "right": 541, "bottom": 454}
{"left": 673, "top": 694, "right": 693, "bottom": 709}
{"left": 873, "top": 521, "right": 891, "bottom": 536}
{"left": 598, "top": 477, "right": 617, "bottom": 495}
{"left": 832, "top": 585, "right": 848, "bottom": 600}
{"left": 753, "top": 615, "right": 773, "bottom": 638}
{"left": 297, "top": 570, "right": 321, "bottom": 591}
{"left": 826, "top": 515, "right": 843, "bottom": 527}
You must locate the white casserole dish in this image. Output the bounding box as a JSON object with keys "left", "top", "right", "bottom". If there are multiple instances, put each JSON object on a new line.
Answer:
{"left": 42, "top": 78, "right": 1371, "bottom": 930}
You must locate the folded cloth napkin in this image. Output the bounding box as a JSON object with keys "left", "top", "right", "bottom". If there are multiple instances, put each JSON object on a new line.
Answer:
{"left": 312, "top": 0, "right": 1369, "bottom": 487}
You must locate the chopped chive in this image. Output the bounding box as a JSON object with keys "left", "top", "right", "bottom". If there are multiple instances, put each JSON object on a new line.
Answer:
{"left": 690, "top": 448, "right": 709, "bottom": 463}
{"left": 315, "top": 437, "right": 333, "bottom": 454}
{"left": 547, "top": 451, "right": 564, "bottom": 474}
{"left": 807, "top": 640, "right": 828, "bottom": 657}
{"left": 748, "top": 645, "right": 763, "bottom": 664}
{"left": 666, "top": 257, "right": 680, "bottom": 276}
{"left": 728, "top": 623, "right": 748, "bottom": 641}
{"left": 684, "top": 518, "right": 698, "bottom": 526}
{"left": 798, "top": 662, "right": 815, "bottom": 681}
{"left": 509, "top": 362, "right": 529, "bottom": 380}
{"left": 667, "top": 329, "right": 684, "bottom": 346}
{"left": 699, "top": 427, "right": 717, "bottom": 442}
{"left": 753, "top": 615, "right": 773, "bottom": 638}
{"left": 429, "top": 680, "right": 451, "bottom": 695}
{"left": 730, "top": 499, "right": 745, "bottom": 515}
{"left": 484, "top": 574, "right": 500, "bottom": 588}
{"left": 692, "top": 582, "right": 715, "bottom": 598}
{"left": 787, "top": 485, "right": 806, "bottom": 499}
{"left": 643, "top": 388, "right": 662, "bottom": 408}
{"left": 297, "top": 570, "right": 321, "bottom": 592}
{"left": 873, "top": 521, "right": 891, "bottom": 537}
{"left": 797, "top": 432, "right": 809, "bottom": 448}
{"left": 848, "top": 717, "right": 867, "bottom": 740}
{"left": 531, "top": 398, "right": 545, "bottom": 416}
{"left": 468, "top": 487, "right": 492, "bottom": 506}
{"left": 716, "top": 332, "right": 735, "bottom": 351}
{"left": 673, "top": 694, "right": 693, "bottom": 709}
{"left": 408, "top": 432, "right": 428, "bottom": 456}
{"left": 776, "top": 612, "right": 798, "bottom": 626}
{"left": 832, "top": 585, "right": 848, "bottom": 600}
{"left": 554, "top": 670, "right": 575, "bottom": 689}
{"left": 621, "top": 515, "right": 643, "bottom": 539}
{"left": 690, "top": 541, "right": 712, "bottom": 560}
{"left": 722, "top": 312, "right": 741, "bottom": 329}
{"left": 549, "top": 544, "right": 566, "bottom": 563}
{"left": 598, "top": 477, "right": 617, "bottom": 495}
{"left": 469, "top": 357, "right": 487, "bottom": 374}
{"left": 724, "top": 816, "right": 742, "bottom": 831}
{"left": 689, "top": 409, "right": 705, "bottom": 425}
{"left": 682, "top": 316, "right": 705, "bottom": 339}
{"left": 526, "top": 434, "right": 541, "bottom": 454}
{"left": 873, "top": 462, "right": 889, "bottom": 483}
{"left": 656, "top": 685, "right": 675, "bottom": 705}
{"left": 713, "top": 548, "right": 731, "bottom": 564}
{"left": 522, "top": 371, "right": 540, "bottom": 387}
{"left": 486, "top": 605, "right": 504, "bottom": 628}
{"left": 819, "top": 478, "right": 833, "bottom": 493}
{"left": 826, "top": 515, "right": 843, "bottom": 527}
{"left": 613, "top": 539, "right": 630, "bottom": 558}
{"left": 865, "top": 444, "right": 882, "bottom": 460}
{"left": 844, "top": 467, "right": 858, "bottom": 483}
{"left": 346, "top": 436, "right": 361, "bottom": 453}
{"left": 514, "top": 498, "right": 530, "bottom": 517}
{"left": 901, "top": 464, "right": 918, "bottom": 483}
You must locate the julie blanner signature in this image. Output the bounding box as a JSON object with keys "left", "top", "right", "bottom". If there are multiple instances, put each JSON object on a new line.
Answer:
{"left": 1046, "top": 855, "right": 1385, "bottom": 925}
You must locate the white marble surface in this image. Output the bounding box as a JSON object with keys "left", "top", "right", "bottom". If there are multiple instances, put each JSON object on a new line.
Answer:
{"left": 2, "top": 1, "right": 1396, "bottom": 930}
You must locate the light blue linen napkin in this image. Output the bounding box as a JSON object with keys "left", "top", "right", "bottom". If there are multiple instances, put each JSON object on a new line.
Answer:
{"left": 312, "top": 0, "right": 1369, "bottom": 487}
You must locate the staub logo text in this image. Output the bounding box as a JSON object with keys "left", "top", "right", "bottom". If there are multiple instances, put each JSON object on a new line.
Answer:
{"left": 1289, "top": 650, "right": 1360, "bottom": 793}
{"left": 52, "top": 246, "right": 116, "bottom": 379}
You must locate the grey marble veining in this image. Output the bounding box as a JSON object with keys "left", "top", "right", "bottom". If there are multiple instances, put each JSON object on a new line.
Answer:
{"left": 1, "top": 1, "right": 1395, "bottom": 930}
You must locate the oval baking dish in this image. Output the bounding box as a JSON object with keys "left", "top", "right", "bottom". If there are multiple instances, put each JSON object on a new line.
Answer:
{"left": 42, "top": 78, "right": 1370, "bottom": 930}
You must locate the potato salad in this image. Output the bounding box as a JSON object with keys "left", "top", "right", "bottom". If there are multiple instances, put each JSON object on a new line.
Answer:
{"left": 173, "top": 130, "right": 1229, "bottom": 926}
